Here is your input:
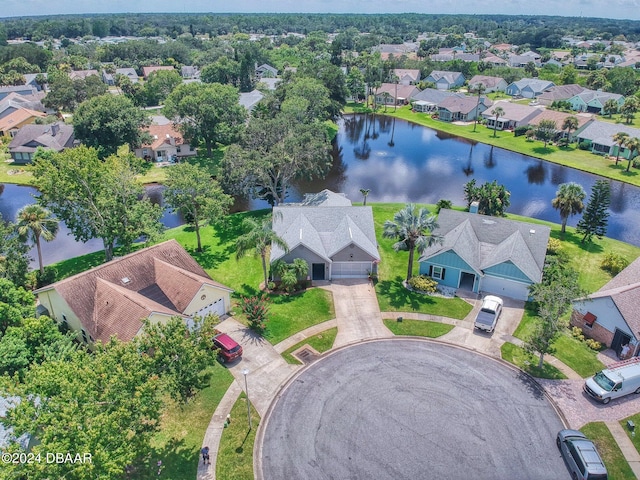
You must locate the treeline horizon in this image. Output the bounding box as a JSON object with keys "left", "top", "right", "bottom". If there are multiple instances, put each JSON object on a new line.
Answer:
{"left": 1, "top": 13, "right": 639, "bottom": 46}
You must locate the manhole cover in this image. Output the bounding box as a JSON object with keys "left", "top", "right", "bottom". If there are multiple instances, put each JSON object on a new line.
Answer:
{"left": 292, "top": 345, "right": 320, "bottom": 364}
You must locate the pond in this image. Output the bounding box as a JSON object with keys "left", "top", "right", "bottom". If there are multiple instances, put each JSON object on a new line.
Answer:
{"left": 2, "top": 113, "right": 640, "bottom": 266}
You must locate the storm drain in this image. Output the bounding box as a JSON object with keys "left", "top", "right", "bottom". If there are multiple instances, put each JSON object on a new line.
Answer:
{"left": 292, "top": 345, "right": 321, "bottom": 364}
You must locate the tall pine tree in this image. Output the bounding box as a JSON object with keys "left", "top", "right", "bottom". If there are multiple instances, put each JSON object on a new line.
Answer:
{"left": 576, "top": 180, "right": 611, "bottom": 243}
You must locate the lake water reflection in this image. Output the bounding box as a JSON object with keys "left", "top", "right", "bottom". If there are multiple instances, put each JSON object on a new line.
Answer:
{"left": 2, "top": 113, "right": 640, "bottom": 266}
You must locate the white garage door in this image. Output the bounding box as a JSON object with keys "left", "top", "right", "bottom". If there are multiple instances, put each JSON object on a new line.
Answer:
{"left": 480, "top": 276, "right": 530, "bottom": 301}
{"left": 331, "top": 262, "right": 372, "bottom": 279}
{"left": 194, "top": 297, "right": 226, "bottom": 318}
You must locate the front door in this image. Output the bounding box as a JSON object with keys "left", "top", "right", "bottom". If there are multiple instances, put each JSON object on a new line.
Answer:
{"left": 612, "top": 329, "right": 632, "bottom": 357}
{"left": 312, "top": 263, "right": 325, "bottom": 281}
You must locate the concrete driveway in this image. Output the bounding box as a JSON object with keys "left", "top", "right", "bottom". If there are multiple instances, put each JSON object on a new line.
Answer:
{"left": 257, "top": 339, "right": 565, "bottom": 480}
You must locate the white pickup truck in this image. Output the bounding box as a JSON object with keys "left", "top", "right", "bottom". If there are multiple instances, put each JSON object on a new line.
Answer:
{"left": 473, "top": 295, "right": 503, "bottom": 333}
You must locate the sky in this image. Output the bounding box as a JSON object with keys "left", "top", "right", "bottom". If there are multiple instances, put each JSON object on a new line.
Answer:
{"left": 2, "top": 0, "right": 640, "bottom": 20}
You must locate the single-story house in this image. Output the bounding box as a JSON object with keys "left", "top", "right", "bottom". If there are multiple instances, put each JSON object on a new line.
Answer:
{"left": 481, "top": 101, "right": 542, "bottom": 131}
{"left": 392, "top": 68, "right": 421, "bottom": 85}
{"left": 135, "top": 124, "right": 197, "bottom": 162}
{"left": 270, "top": 190, "right": 380, "bottom": 281}
{"left": 424, "top": 71, "right": 465, "bottom": 91}
{"left": 374, "top": 83, "right": 420, "bottom": 105}
{"left": 35, "top": 240, "right": 233, "bottom": 346}
{"left": 437, "top": 95, "right": 492, "bottom": 122}
{"left": 8, "top": 122, "right": 75, "bottom": 164}
{"left": 181, "top": 65, "right": 200, "bottom": 79}
{"left": 467, "top": 75, "right": 508, "bottom": 93}
{"left": 571, "top": 256, "right": 640, "bottom": 357}
{"left": 69, "top": 69, "right": 99, "bottom": 81}
{"left": 239, "top": 89, "right": 264, "bottom": 112}
{"left": 576, "top": 120, "right": 640, "bottom": 158}
{"left": 0, "top": 92, "right": 47, "bottom": 117}
{"left": 256, "top": 63, "right": 278, "bottom": 79}
{"left": 0, "top": 85, "right": 37, "bottom": 101}
{"left": 568, "top": 89, "right": 625, "bottom": 114}
{"left": 142, "top": 65, "right": 175, "bottom": 79}
{"left": 505, "top": 78, "right": 555, "bottom": 98}
{"left": 23, "top": 72, "right": 47, "bottom": 91}
{"left": 536, "top": 84, "right": 586, "bottom": 106}
{"left": 0, "top": 107, "right": 46, "bottom": 137}
{"left": 411, "top": 89, "right": 464, "bottom": 113}
{"left": 419, "top": 209, "right": 551, "bottom": 300}
{"left": 103, "top": 68, "right": 140, "bottom": 85}
{"left": 527, "top": 110, "right": 595, "bottom": 140}
{"left": 483, "top": 55, "right": 508, "bottom": 67}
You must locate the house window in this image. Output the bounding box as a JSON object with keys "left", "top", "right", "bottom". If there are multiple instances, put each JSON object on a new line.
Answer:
{"left": 176, "top": 146, "right": 181, "bottom": 153}
{"left": 432, "top": 266, "right": 445, "bottom": 280}
{"left": 81, "top": 329, "right": 88, "bottom": 343}
{"left": 62, "top": 313, "right": 68, "bottom": 322}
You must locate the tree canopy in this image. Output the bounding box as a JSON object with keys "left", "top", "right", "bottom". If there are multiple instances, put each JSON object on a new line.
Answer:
{"left": 33, "top": 146, "right": 163, "bottom": 261}
{"left": 463, "top": 179, "right": 511, "bottom": 217}
{"left": 576, "top": 180, "right": 611, "bottom": 243}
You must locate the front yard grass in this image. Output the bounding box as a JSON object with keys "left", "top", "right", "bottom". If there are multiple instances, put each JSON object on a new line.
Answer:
{"left": 371, "top": 203, "right": 473, "bottom": 320}
{"left": 500, "top": 342, "right": 567, "bottom": 379}
{"left": 216, "top": 392, "right": 260, "bottom": 480}
{"left": 383, "top": 318, "right": 454, "bottom": 337}
{"left": 281, "top": 327, "right": 338, "bottom": 364}
{"left": 583, "top": 422, "right": 636, "bottom": 480}
{"left": 622, "top": 413, "right": 640, "bottom": 463}
{"left": 513, "top": 303, "right": 605, "bottom": 378}
{"left": 131, "top": 364, "right": 234, "bottom": 480}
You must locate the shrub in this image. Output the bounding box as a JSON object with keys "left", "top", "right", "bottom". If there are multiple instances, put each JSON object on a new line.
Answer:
{"left": 546, "top": 238, "right": 563, "bottom": 255}
{"left": 408, "top": 275, "right": 438, "bottom": 293}
{"left": 578, "top": 140, "right": 591, "bottom": 150}
{"left": 239, "top": 294, "right": 270, "bottom": 333}
{"left": 585, "top": 338, "right": 602, "bottom": 351}
{"left": 525, "top": 129, "right": 536, "bottom": 140}
{"left": 600, "top": 252, "right": 629, "bottom": 276}
{"left": 571, "top": 326, "right": 585, "bottom": 341}
{"left": 514, "top": 125, "right": 529, "bottom": 137}
{"left": 267, "top": 281, "right": 276, "bottom": 291}
{"left": 557, "top": 137, "right": 570, "bottom": 147}
{"left": 435, "top": 199, "right": 452, "bottom": 213}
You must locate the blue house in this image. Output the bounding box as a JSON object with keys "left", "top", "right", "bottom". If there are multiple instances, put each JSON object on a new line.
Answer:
{"left": 418, "top": 209, "right": 550, "bottom": 301}
{"left": 505, "top": 78, "right": 555, "bottom": 99}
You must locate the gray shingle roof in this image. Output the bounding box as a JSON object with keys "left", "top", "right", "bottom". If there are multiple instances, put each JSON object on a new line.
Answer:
{"left": 411, "top": 88, "right": 463, "bottom": 104}
{"left": 8, "top": 122, "right": 74, "bottom": 153}
{"left": 419, "top": 209, "right": 550, "bottom": 283}
{"left": 578, "top": 120, "right": 640, "bottom": 147}
{"left": 271, "top": 193, "right": 380, "bottom": 263}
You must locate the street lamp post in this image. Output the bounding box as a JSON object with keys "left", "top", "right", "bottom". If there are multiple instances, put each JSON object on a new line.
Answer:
{"left": 242, "top": 369, "right": 252, "bottom": 430}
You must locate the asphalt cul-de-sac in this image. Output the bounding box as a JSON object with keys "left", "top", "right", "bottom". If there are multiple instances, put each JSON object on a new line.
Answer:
{"left": 258, "top": 339, "right": 566, "bottom": 480}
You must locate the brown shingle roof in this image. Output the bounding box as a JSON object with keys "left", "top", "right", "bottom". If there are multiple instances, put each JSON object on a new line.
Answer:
{"left": 0, "top": 108, "right": 45, "bottom": 133}
{"left": 142, "top": 124, "right": 184, "bottom": 151}
{"left": 36, "top": 240, "right": 232, "bottom": 343}
{"left": 528, "top": 109, "right": 594, "bottom": 129}
{"left": 142, "top": 66, "right": 175, "bottom": 78}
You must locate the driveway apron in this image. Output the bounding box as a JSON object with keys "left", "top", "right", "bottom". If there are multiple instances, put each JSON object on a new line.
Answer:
{"left": 330, "top": 279, "right": 393, "bottom": 347}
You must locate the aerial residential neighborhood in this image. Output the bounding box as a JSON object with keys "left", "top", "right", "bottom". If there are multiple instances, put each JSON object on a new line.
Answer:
{"left": 2, "top": 5, "right": 640, "bottom": 480}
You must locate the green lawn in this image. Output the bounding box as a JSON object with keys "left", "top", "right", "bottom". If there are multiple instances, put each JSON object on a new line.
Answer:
{"left": 0, "top": 159, "right": 35, "bottom": 185}
{"left": 582, "top": 422, "right": 636, "bottom": 480}
{"left": 385, "top": 105, "right": 640, "bottom": 187}
{"left": 383, "top": 318, "right": 454, "bottom": 337}
{"left": 130, "top": 365, "right": 234, "bottom": 480}
{"left": 216, "top": 393, "right": 260, "bottom": 480}
{"left": 281, "top": 327, "right": 338, "bottom": 364}
{"left": 513, "top": 303, "right": 605, "bottom": 378}
{"left": 500, "top": 342, "right": 567, "bottom": 379}
{"left": 371, "top": 203, "right": 473, "bottom": 319}
{"left": 622, "top": 413, "right": 640, "bottom": 462}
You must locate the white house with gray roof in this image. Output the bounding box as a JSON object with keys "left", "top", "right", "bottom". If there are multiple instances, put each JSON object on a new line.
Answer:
{"left": 571, "top": 256, "right": 640, "bottom": 357}
{"left": 419, "top": 209, "right": 550, "bottom": 300}
{"left": 424, "top": 71, "right": 465, "bottom": 91}
{"left": 576, "top": 120, "right": 640, "bottom": 159}
{"left": 271, "top": 190, "right": 380, "bottom": 281}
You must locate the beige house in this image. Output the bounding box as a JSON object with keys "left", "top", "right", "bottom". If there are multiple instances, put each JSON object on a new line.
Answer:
{"left": 35, "top": 240, "right": 233, "bottom": 346}
{"left": 135, "top": 124, "right": 197, "bottom": 162}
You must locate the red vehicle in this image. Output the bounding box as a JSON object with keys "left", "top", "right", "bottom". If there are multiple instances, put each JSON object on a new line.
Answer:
{"left": 213, "top": 332, "right": 243, "bottom": 363}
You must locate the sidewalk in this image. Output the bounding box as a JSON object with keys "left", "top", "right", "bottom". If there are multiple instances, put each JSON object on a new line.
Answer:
{"left": 198, "top": 285, "right": 640, "bottom": 480}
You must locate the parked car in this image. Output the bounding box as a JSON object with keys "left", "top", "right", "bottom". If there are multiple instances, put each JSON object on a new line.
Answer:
{"left": 557, "top": 429, "right": 608, "bottom": 480}
{"left": 473, "top": 295, "right": 503, "bottom": 332}
{"left": 213, "top": 331, "right": 243, "bottom": 363}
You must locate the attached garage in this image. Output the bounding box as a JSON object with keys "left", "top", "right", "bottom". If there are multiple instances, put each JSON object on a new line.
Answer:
{"left": 194, "top": 297, "right": 226, "bottom": 317}
{"left": 480, "top": 276, "right": 531, "bottom": 301}
{"left": 331, "top": 262, "right": 372, "bottom": 279}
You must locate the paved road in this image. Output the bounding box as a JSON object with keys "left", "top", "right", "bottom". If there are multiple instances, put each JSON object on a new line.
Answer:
{"left": 258, "top": 339, "right": 566, "bottom": 480}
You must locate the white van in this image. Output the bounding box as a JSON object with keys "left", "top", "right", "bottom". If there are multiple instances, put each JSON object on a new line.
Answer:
{"left": 584, "top": 357, "right": 640, "bottom": 404}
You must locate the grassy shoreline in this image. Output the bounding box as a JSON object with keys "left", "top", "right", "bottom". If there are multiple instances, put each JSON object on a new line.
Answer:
{"left": 343, "top": 103, "right": 640, "bottom": 187}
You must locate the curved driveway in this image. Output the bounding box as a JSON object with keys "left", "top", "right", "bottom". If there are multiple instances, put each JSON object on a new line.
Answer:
{"left": 258, "top": 339, "right": 566, "bottom": 480}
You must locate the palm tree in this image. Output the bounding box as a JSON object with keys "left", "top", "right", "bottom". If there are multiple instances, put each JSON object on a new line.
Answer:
{"left": 472, "top": 82, "right": 486, "bottom": 132}
{"left": 16, "top": 204, "right": 59, "bottom": 275}
{"left": 551, "top": 182, "right": 586, "bottom": 235}
{"left": 624, "top": 137, "right": 640, "bottom": 173}
{"left": 236, "top": 215, "right": 289, "bottom": 290}
{"left": 491, "top": 106, "right": 504, "bottom": 138}
{"left": 561, "top": 116, "right": 579, "bottom": 143}
{"left": 359, "top": 188, "right": 371, "bottom": 205}
{"left": 603, "top": 98, "right": 619, "bottom": 118}
{"left": 621, "top": 97, "right": 640, "bottom": 124}
{"left": 383, "top": 204, "right": 441, "bottom": 282}
{"left": 613, "top": 132, "right": 629, "bottom": 165}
